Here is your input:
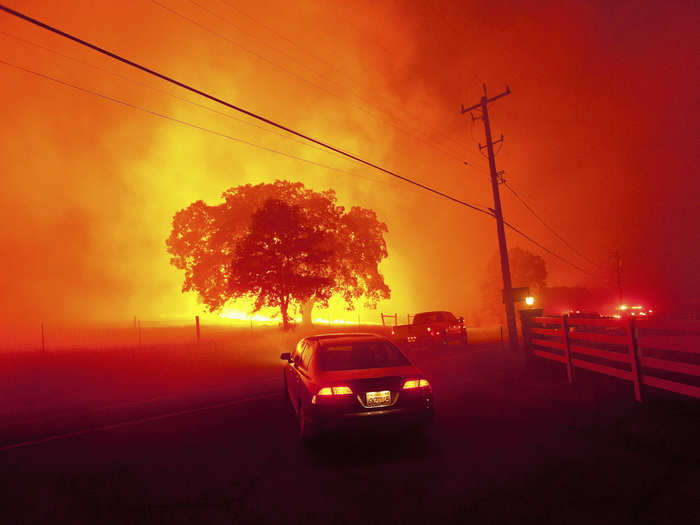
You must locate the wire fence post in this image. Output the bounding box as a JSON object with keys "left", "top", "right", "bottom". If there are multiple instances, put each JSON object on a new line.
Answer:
{"left": 195, "top": 315, "right": 200, "bottom": 343}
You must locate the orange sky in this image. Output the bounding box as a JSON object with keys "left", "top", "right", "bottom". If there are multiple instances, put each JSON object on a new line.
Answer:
{"left": 0, "top": 0, "right": 697, "bottom": 328}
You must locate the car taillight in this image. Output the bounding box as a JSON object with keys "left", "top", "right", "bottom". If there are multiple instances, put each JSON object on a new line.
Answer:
{"left": 402, "top": 379, "right": 430, "bottom": 390}
{"left": 426, "top": 327, "right": 431, "bottom": 332}
{"left": 312, "top": 385, "right": 353, "bottom": 404}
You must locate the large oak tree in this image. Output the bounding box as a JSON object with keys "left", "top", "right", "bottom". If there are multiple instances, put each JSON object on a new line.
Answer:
{"left": 166, "top": 181, "right": 390, "bottom": 327}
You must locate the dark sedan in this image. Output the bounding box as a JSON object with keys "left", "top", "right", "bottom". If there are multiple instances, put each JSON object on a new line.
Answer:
{"left": 281, "top": 333, "right": 434, "bottom": 443}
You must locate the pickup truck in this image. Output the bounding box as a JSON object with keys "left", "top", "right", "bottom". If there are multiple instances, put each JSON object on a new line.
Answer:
{"left": 391, "top": 311, "right": 467, "bottom": 346}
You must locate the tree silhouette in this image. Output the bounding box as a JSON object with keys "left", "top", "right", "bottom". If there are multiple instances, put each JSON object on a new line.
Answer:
{"left": 166, "top": 180, "right": 390, "bottom": 326}
{"left": 480, "top": 247, "right": 547, "bottom": 323}
{"left": 230, "top": 199, "right": 334, "bottom": 330}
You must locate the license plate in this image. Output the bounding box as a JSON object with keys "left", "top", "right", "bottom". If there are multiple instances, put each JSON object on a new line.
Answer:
{"left": 366, "top": 390, "right": 391, "bottom": 407}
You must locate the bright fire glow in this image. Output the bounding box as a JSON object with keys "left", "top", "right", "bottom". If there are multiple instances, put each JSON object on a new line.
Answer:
{"left": 218, "top": 309, "right": 383, "bottom": 326}
{"left": 218, "top": 310, "right": 299, "bottom": 324}
{"left": 314, "top": 317, "right": 354, "bottom": 325}
{"left": 525, "top": 296, "right": 535, "bottom": 305}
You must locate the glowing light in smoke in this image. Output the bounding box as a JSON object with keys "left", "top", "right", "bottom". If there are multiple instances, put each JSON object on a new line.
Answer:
{"left": 219, "top": 310, "right": 301, "bottom": 324}
{"left": 218, "top": 310, "right": 381, "bottom": 326}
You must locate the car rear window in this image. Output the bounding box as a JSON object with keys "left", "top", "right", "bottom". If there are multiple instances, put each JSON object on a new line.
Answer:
{"left": 413, "top": 312, "right": 453, "bottom": 324}
{"left": 318, "top": 341, "right": 410, "bottom": 371}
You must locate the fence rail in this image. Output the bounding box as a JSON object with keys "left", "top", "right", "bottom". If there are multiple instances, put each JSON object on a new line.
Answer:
{"left": 524, "top": 315, "right": 700, "bottom": 402}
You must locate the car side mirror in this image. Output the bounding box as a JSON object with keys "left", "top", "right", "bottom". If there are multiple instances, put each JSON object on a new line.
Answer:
{"left": 280, "top": 352, "right": 291, "bottom": 362}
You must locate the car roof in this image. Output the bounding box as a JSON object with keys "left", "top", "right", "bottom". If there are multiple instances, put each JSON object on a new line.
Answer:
{"left": 307, "top": 333, "right": 387, "bottom": 346}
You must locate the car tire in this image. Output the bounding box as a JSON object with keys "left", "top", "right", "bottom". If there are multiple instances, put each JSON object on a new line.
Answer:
{"left": 298, "top": 401, "right": 318, "bottom": 444}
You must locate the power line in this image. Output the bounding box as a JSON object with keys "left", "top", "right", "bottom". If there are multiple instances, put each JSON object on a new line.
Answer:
{"left": 502, "top": 218, "right": 597, "bottom": 277}
{"left": 218, "top": 0, "right": 484, "bottom": 163}
{"left": 0, "top": 57, "right": 492, "bottom": 209}
{"left": 215, "top": 0, "right": 492, "bottom": 170}
{"left": 0, "top": 30, "right": 332, "bottom": 157}
{"left": 503, "top": 181, "right": 606, "bottom": 271}
{"left": 0, "top": 3, "right": 493, "bottom": 216}
{"left": 1, "top": 57, "right": 598, "bottom": 280}
{"left": 0, "top": 5, "right": 604, "bottom": 281}
{"left": 0, "top": 58, "right": 402, "bottom": 190}
{"left": 151, "top": 0, "right": 491, "bottom": 174}
{"left": 0, "top": 60, "right": 341, "bottom": 171}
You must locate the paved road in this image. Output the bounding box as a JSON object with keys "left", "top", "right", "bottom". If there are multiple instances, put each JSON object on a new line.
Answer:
{"left": 2, "top": 343, "right": 698, "bottom": 524}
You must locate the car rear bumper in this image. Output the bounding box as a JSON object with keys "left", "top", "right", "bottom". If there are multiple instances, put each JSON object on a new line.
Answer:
{"left": 410, "top": 331, "right": 465, "bottom": 343}
{"left": 312, "top": 406, "right": 434, "bottom": 433}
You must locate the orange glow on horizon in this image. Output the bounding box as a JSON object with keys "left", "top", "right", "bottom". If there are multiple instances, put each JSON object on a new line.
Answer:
{"left": 0, "top": 1, "right": 695, "bottom": 331}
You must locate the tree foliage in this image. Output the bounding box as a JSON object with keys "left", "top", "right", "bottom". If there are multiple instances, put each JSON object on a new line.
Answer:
{"left": 480, "top": 246, "right": 547, "bottom": 322}
{"left": 230, "top": 199, "right": 334, "bottom": 329}
{"left": 166, "top": 181, "right": 390, "bottom": 326}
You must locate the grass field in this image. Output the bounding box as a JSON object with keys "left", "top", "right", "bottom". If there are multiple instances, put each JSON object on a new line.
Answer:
{"left": 0, "top": 323, "right": 504, "bottom": 427}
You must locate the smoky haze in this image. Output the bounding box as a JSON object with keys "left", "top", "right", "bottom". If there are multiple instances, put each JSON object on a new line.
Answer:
{"left": 0, "top": 0, "right": 697, "bottom": 333}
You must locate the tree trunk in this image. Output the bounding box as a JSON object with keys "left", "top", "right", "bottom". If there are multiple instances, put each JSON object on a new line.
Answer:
{"left": 300, "top": 300, "right": 314, "bottom": 326}
{"left": 280, "top": 297, "right": 290, "bottom": 331}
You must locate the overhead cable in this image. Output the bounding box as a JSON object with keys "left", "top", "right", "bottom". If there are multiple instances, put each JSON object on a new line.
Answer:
{"left": 504, "top": 181, "right": 606, "bottom": 271}
{"left": 0, "top": 3, "right": 493, "bottom": 216}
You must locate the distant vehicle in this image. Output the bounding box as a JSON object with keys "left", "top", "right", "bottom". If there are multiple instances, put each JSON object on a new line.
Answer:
{"left": 568, "top": 310, "right": 600, "bottom": 318}
{"left": 391, "top": 311, "right": 467, "bottom": 346}
{"left": 281, "top": 333, "right": 434, "bottom": 443}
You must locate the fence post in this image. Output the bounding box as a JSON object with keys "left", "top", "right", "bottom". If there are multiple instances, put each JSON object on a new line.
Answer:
{"left": 195, "top": 315, "right": 200, "bottom": 343}
{"left": 625, "top": 318, "right": 644, "bottom": 403}
{"left": 561, "top": 315, "right": 574, "bottom": 384}
{"left": 380, "top": 314, "right": 385, "bottom": 328}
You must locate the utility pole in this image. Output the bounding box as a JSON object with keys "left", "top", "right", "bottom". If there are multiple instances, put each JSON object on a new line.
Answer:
{"left": 462, "top": 84, "right": 518, "bottom": 351}
{"left": 614, "top": 251, "right": 623, "bottom": 305}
